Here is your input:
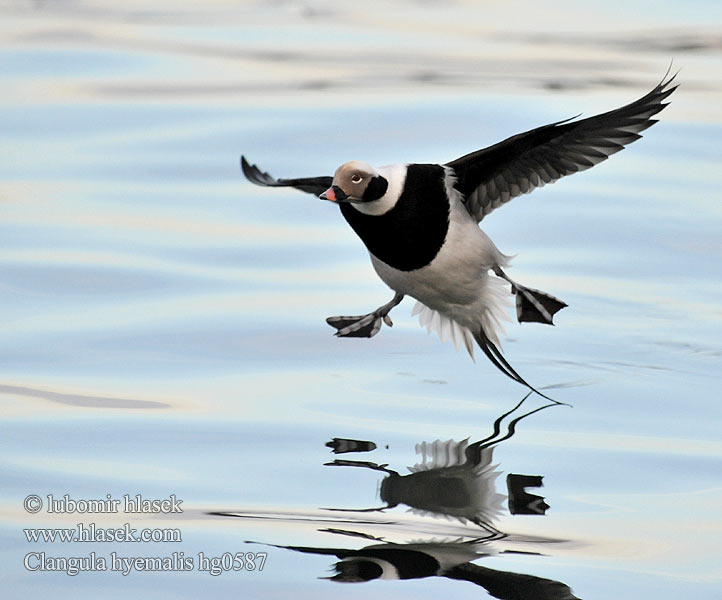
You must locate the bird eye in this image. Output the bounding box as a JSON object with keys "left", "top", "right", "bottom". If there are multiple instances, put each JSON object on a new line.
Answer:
{"left": 351, "top": 174, "right": 363, "bottom": 184}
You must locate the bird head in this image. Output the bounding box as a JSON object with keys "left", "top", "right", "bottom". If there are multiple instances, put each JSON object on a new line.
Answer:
{"left": 320, "top": 161, "right": 388, "bottom": 204}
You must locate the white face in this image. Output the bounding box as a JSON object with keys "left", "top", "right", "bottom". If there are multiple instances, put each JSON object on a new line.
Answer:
{"left": 346, "top": 163, "right": 407, "bottom": 216}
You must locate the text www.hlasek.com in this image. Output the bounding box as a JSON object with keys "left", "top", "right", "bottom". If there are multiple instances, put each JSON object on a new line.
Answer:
{"left": 24, "top": 523, "right": 181, "bottom": 543}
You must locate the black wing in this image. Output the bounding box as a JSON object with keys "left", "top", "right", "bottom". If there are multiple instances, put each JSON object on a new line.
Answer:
{"left": 241, "top": 156, "right": 332, "bottom": 196}
{"left": 445, "top": 563, "right": 581, "bottom": 600}
{"left": 447, "top": 73, "right": 678, "bottom": 222}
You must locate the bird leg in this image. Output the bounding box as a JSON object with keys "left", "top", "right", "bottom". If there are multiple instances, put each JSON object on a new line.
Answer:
{"left": 493, "top": 267, "right": 567, "bottom": 325}
{"left": 326, "top": 293, "right": 404, "bottom": 338}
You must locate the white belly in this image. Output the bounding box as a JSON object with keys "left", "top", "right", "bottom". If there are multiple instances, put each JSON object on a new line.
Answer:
{"left": 370, "top": 198, "right": 511, "bottom": 332}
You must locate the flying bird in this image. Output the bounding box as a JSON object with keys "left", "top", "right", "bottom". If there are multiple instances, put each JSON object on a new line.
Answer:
{"left": 241, "top": 74, "right": 677, "bottom": 396}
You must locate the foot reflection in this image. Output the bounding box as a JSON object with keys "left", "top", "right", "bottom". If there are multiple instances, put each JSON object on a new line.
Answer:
{"left": 325, "top": 437, "right": 378, "bottom": 454}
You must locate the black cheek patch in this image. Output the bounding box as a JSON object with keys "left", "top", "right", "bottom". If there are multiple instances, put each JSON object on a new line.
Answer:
{"left": 363, "top": 175, "right": 389, "bottom": 201}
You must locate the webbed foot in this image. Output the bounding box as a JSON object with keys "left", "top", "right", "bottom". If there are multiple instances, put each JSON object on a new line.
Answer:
{"left": 326, "top": 313, "right": 386, "bottom": 338}
{"left": 512, "top": 285, "right": 567, "bottom": 325}
{"left": 493, "top": 267, "right": 567, "bottom": 325}
{"left": 326, "top": 293, "right": 404, "bottom": 338}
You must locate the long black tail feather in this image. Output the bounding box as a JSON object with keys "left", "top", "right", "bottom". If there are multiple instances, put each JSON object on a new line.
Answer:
{"left": 473, "top": 329, "right": 563, "bottom": 404}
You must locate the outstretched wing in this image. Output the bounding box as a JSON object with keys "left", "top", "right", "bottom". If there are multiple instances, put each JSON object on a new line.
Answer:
{"left": 240, "top": 156, "right": 332, "bottom": 196}
{"left": 447, "top": 73, "right": 678, "bottom": 222}
{"left": 445, "top": 562, "right": 581, "bottom": 600}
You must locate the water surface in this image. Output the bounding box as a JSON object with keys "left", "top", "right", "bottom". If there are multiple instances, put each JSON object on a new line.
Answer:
{"left": 1, "top": 1, "right": 721, "bottom": 598}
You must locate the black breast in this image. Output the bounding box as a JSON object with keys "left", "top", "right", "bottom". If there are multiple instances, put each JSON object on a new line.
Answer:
{"left": 338, "top": 164, "right": 450, "bottom": 272}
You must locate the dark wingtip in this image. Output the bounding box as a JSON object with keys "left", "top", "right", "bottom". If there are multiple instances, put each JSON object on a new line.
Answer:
{"left": 654, "top": 66, "right": 680, "bottom": 101}
{"left": 660, "top": 60, "right": 681, "bottom": 88}
{"left": 240, "top": 155, "right": 256, "bottom": 181}
{"left": 239, "top": 155, "right": 281, "bottom": 187}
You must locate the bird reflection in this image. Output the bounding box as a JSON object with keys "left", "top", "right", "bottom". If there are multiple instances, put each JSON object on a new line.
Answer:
{"left": 212, "top": 395, "right": 579, "bottom": 598}
{"left": 323, "top": 392, "right": 552, "bottom": 533}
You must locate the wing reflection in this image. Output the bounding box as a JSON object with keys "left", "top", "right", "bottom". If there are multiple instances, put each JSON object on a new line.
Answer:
{"left": 250, "top": 538, "right": 578, "bottom": 598}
